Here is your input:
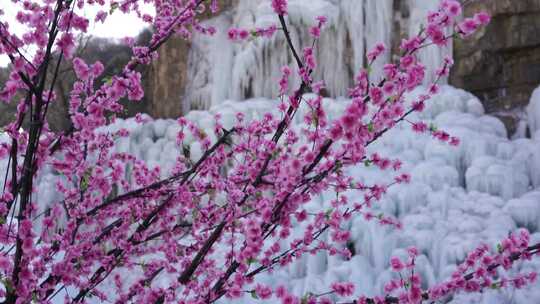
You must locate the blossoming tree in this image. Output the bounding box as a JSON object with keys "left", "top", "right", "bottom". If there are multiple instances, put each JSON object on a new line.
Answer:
{"left": 0, "top": 0, "right": 538, "bottom": 303}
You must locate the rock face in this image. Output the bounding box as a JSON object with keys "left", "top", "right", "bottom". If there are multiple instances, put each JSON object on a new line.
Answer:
{"left": 146, "top": 37, "right": 190, "bottom": 118}
{"left": 449, "top": 0, "right": 540, "bottom": 134}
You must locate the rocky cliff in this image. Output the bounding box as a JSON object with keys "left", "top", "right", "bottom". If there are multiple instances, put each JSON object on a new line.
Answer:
{"left": 146, "top": 37, "right": 190, "bottom": 118}
{"left": 450, "top": 0, "right": 540, "bottom": 135}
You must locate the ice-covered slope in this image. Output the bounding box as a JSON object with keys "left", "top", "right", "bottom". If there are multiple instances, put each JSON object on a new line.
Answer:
{"left": 26, "top": 85, "right": 538, "bottom": 303}
{"left": 218, "top": 86, "right": 539, "bottom": 303}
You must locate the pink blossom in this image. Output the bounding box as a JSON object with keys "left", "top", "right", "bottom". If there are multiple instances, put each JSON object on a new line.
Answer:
{"left": 426, "top": 24, "right": 447, "bottom": 45}
{"left": 331, "top": 282, "right": 355, "bottom": 296}
{"left": 369, "top": 87, "right": 383, "bottom": 104}
{"left": 383, "top": 64, "right": 398, "bottom": 80}
{"left": 442, "top": 0, "right": 462, "bottom": 17}
{"left": 255, "top": 284, "right": 273, "bottom": 299}
{"left": 316, "top": 16, "right": 327, "bottom": 25}
{"left": 407, "top": 247, "right": 419, "bottom": 257}
{"left": 390, "top": 256, "right": 404, "bottom": 271}
{"left": 411, "top": 122, "right": 427, "bottom": 133}
{"left": 275, "top": 285, "right": 287, "bottom": 298}
{"left": 254, "top": 24, "right": 278, "bottom": 38}
{"left": 56, "top": 32, "right": 75, "bottom": 57}
{"left": 367, "top": 42, "right": 386, "bottom": 62}
{"left": 400, "top": 36, "right": 421, "bottom": 52}
{"left": 309, "top": 26, "right": 321, "bottom": 38}
{"left": 475, "top": 12, "right": 491, "bottom": 25}
{"left": 395, "top": 173, "right": 411, "bottom": 184}
{"left": 400, "top": 55, "right": 415, "bottom": 68}
{"left": 228, "top": 28, "right": 250, "bottom": 41}
{"left": 73, "top": 57, "right": 90, "bottom": 81}
{"left": 458, "top": 18, "right": 480, "bottom": 36}
{"left": 449, "top": 137, "right": 460, "bottom": 146}
{"left": 279, "top": 66, "right": 291, "bottom": 95}
{"left": 271, "top": 0, "right": 288, "bottom": 15}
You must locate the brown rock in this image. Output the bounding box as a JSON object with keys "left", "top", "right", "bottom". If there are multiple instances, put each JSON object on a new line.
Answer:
{"left": 450, "top": 0, "right": 540, "bottom": 121}
{"left": 146, "top": 37, "right": 190, "bottom": 118}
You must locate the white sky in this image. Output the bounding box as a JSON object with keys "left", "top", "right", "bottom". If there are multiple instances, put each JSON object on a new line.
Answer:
{"left": 0, "top": 1, "right": 154, "bottom": 67}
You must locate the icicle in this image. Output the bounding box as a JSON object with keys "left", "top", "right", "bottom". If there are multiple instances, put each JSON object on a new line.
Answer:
{"left": 184, "top": 13, "right": 235, "bottom": 111}
{"left": 364, "top": 0, "right": 393, "bottom": 81}
{"left": 408, "top": 0, "right": 452, "bottom": 84}
{"left": 185, "top": 0, "right": 453, "bottom": 108}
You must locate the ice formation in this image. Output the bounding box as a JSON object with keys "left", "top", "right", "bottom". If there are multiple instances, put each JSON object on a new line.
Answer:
{"left": 211, "top": 86, "right": 540, "bottom": 303}
{"left": 184, "top": 12, "right": 235, "bottom": 111}
{"left": 11, "top": 85, "right": 539, "bottom": 303}
{"left": 185, "top": 0, "right": 449, "bottom": 110}
{"left": 527, "top": 85, "right": 540, "bottom": 137}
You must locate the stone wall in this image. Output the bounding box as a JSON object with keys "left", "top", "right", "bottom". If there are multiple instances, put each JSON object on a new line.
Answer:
{"left": 449, "top": 0, "right": 540, "bottom": 134}
{"left": 146, "top": 37, "right": 190, "bottom": 118}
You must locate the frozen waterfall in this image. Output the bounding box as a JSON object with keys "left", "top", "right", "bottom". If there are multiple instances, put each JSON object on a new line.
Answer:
{"left": 185, "top": 0, "right": 448, "bottom": 110}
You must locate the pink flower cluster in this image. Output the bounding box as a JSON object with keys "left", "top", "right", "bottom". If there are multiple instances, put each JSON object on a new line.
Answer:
{"left": 378, "top": 248, "right": 426, "bottom": 303}
{"left": 254, "top": 24, "right": 278, "bottom": 38}
{"left": 457, "top": 12, "right": 491, "bottom": 36}
{"left": 228, "top": 28, "right": 250, "bottom": 41}
{"left": 331, "top": 282, "right": 355, "bottom": 297}
{"left": 228, "top": 24, "right": 278, "bottom": 41}
{"left": 309, "top": 15, "right": 328, "bottom": 38}
{"left": 271, "top": 0, "right": 288, "bottom": 15}
{"left": 429, "top": 230, "right": 537, "bottom": 301}
{"left": 367, "top": 43, "right": 386, "bottom": 63}
{"left": 279, "top": 65, "right": 291, "bottom": 95}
